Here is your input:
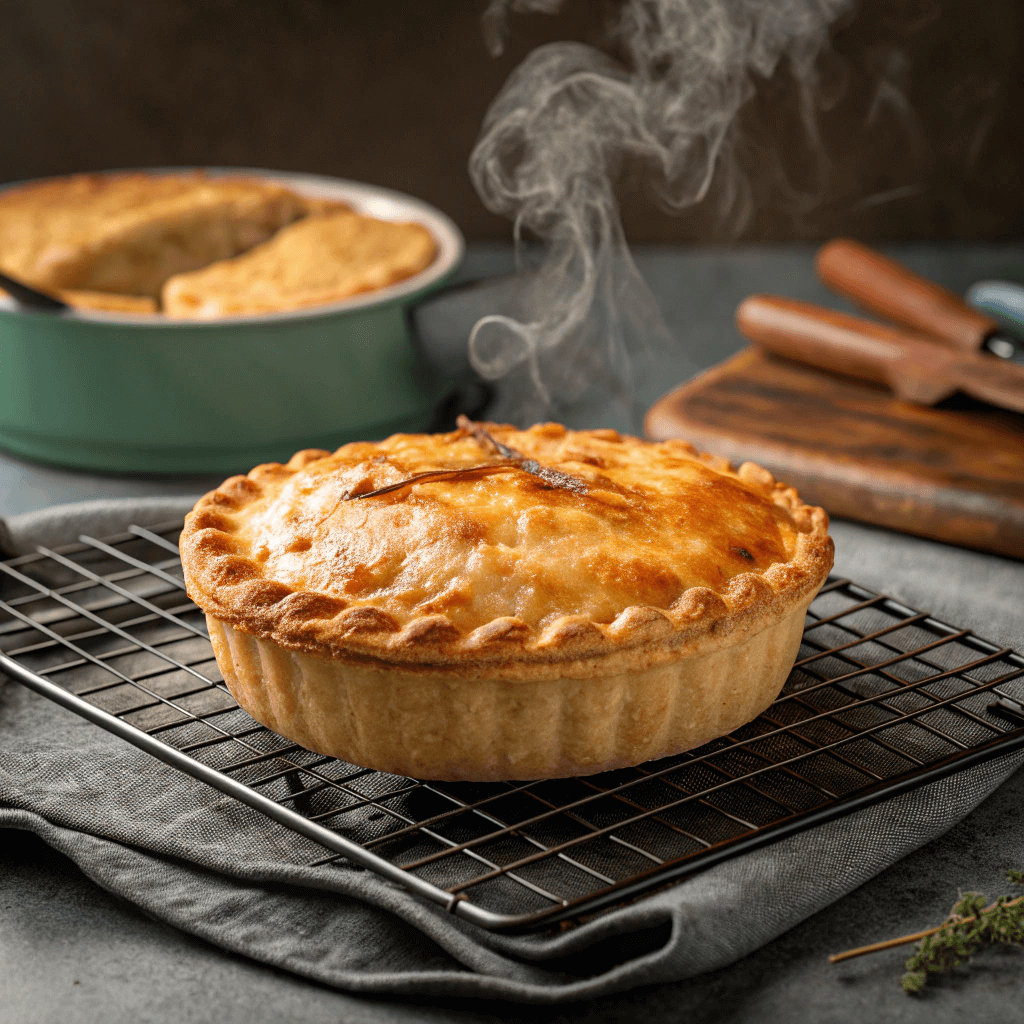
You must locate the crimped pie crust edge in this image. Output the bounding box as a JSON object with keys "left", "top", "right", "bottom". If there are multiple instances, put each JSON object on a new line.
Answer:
{"left": 180, "top": 429, "right": 833, "bottom": 678}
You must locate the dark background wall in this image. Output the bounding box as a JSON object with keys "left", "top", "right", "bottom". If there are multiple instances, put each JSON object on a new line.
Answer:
{"left": 1, "top": 0, "right": 1021, "bottom": 243}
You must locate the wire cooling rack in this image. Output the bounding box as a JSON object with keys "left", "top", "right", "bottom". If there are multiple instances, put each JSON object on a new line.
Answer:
{"left": 2, "top": 520, "right": 1023, "bottom": 932}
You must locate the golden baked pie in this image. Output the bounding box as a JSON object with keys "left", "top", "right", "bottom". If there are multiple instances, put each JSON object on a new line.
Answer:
{"left": 0, "top": 171, "right": 433, "bottom": 317}
{"left": 180, "top": 422, "right": 832, "bottom": 781}
{"left": 162, "top": 210, "right": 437, "bottom": 318}
{"left": 1, "top": 172, "right": 202, "bottom": 293}
{"left": 0, "top": 171, "right": 320, "bottom": 299}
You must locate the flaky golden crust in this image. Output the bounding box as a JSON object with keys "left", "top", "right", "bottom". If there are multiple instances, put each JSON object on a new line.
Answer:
{"left": 0, "top": 171, "right": 424, "bottom": 317}
{"left": 0, "top": 171, "right": 311, "bottom": 299}
{"left": 161, "top": 210, "right": 437, "bottom": 318}
{"left": 181, "top": 424, "right": 833, "bottom": 678}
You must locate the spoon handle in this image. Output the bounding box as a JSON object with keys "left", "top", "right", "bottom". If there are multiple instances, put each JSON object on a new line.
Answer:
{"left": 0, "top": 270, "right": 69, "bottom": 311}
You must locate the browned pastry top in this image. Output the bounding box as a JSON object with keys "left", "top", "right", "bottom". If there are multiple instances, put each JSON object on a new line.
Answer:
{"left": 0, "top": 171, "right": 321, "bottom": 298}
{"left": 162, "top": 210, "right": 437, "bottom": 317}
{"left": 181, "top": 423, "right": 833, "bottom": 668}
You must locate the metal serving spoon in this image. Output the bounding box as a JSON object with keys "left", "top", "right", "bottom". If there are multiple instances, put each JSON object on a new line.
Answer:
{"left": 0, "top": 269, "right": 69, "bottom": 312}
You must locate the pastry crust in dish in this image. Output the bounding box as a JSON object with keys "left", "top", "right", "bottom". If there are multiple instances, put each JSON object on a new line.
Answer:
{"left": 0, "top": 171, "right": 326, "bottom": 298}
{"left": 181, "top": 423, "right": 833, "bottom": 780}
{"left": 162, "top": 210, "right": 437, "bottom": 318}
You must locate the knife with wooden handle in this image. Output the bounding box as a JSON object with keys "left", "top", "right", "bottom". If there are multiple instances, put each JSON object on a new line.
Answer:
{"left": 735, "top": 294, "right": 1024, "bottom": 413}
{"left": 816, "top": 238, "right": 1023, "bottom": 363}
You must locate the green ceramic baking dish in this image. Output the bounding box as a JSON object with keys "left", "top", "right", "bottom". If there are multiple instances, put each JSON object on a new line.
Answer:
{"left": 0, "top": 169, "right": 464, "bottom": 474}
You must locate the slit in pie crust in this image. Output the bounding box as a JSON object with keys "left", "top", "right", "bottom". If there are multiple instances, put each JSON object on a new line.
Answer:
{"left": 181, "top": 423, "right": 833, "bottom": 780}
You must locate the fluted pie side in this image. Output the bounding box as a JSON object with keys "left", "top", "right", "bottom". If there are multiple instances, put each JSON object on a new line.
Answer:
{"left": 184, "top": 424, "right": 834, "bottom": 781}
{"left": 207, "top": 598, "right": 810, "bottom": 781}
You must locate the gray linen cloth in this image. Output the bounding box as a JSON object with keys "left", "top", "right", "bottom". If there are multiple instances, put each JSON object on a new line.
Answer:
{"left": 1, "top": 498, "right": 1022, "bottom": 1003}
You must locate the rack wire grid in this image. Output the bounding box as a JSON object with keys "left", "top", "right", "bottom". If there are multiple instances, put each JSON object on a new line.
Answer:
{"left": 2, "top": 519, "right": 1023, "bottom": 932}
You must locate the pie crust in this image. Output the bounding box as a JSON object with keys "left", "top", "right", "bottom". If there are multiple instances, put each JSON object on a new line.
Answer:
{"left": 0, "top": 171, "right": 433, "bottom": 318}
{"left": 162, "top": 210, "right": 437, "bottom": 318}
{"left": 181, "top": 423, "right": 833, "bottom": 780}
{"left": 0, "top": 171, "right": 313, "bottom": 299}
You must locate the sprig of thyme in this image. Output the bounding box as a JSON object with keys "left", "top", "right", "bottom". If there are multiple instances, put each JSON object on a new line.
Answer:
{"left": 901, "top": 871, "right": 1024, "bottom": 994}
{"left": 456, "top": 416, "right": 589, "bottom": 493}
{"left": 343, "top": 464, "right": 508, "bottom": 500}
{"left": 829, "top": 870, "right": 1024, "bottom": 994}
{"left": 343, "top": 418, "right": 589, "bottom": 501}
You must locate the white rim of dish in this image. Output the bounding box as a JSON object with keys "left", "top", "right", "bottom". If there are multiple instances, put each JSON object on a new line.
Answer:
{"left": 0, "top": 167, "right": 465, "bottom": 328}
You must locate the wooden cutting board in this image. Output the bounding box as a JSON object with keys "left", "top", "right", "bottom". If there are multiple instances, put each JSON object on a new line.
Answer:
{"left": 645, "top": 347, "right": 1024, "bottom": 559}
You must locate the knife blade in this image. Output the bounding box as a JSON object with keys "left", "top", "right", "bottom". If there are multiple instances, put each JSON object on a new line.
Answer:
{"left": 816, "top": 239, "right": 1024, "bottom": 365}
{"left": 735, "top": 295, "right": 1024, "bottom": 414}
{"left": 967, "top": 280, "right": 1024, "bottom": 351}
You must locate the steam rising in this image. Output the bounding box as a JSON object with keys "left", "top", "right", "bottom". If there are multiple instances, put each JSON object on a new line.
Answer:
{"left": 470, "top": 0, "right": 852, "bottom": 423}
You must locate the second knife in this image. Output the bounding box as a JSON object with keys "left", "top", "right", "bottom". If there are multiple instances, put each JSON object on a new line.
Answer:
{"left": 816, "top": 238, "right": 1023, "bottom": 363}
{"left": 735, "top": 294, "right": 1024, "bottom": 414}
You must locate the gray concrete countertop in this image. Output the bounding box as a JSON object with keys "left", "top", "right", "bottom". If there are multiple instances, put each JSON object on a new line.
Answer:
{"left": 2, "top": 242, "right": 1024, "bottom": 1023}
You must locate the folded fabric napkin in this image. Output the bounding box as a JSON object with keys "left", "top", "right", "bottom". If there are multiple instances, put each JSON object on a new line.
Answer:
{"left": 1, "top": 498, "right": 1022, "bottom": 1003}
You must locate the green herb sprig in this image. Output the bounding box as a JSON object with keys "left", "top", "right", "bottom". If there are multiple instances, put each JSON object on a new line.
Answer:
{"left": 342, "top": 417, "right": 589, "bottom": 502}
{"left": 829, "top": 870, "right": 1024, "bottom": 994}
{"left": 901, "top": 871, "right": 1024, "bottom": 993}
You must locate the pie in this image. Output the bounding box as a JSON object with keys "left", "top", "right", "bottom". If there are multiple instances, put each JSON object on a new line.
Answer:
{"left": 0, "top": 171, "right": 434, "bottom": 317}
{"left": 180, "top": 422, "right": 833, "bottom": 781}
{"left": 0, "top": 171, "right": 315, "bottom": 299}
{"left": 162, "top": 210, "right": 437, "bottom": 318}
